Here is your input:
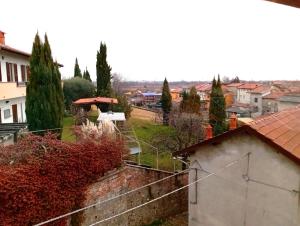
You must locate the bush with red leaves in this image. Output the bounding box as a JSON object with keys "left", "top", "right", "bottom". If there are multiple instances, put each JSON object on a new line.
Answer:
{"left": 0, "top": 133, "right": 125, "bottom": 226}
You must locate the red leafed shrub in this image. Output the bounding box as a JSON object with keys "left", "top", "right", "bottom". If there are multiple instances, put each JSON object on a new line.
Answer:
{"left": 0, "top": 133, "right": 125, "bottom": 226}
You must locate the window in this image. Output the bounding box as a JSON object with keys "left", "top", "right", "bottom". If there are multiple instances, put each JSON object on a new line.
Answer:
{"left": 21, "top": 65, "right": 28, "bottom": 82}
{"left": 3, "top": 109, "right": 11, "bottom": 119}
{"left": 6, "top": 62, "right": 18, "bottom": 82}
{"left": 254, "top": 98, "right": 258, "bottom": 103}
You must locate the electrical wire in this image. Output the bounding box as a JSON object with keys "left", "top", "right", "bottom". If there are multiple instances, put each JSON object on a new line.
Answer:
{"left": 87, "top": 153, "right": 250, "bottom": 226}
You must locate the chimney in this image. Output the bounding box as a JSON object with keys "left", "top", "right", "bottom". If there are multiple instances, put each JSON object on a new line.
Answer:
{"left": 0, "top": 31, "right": 5, "bottom": 45}
{"left": 205, "top": 124, "right": 213, "bottom": 140}
{"left": 229, "top": 113, "right": 237, "bottom": 130}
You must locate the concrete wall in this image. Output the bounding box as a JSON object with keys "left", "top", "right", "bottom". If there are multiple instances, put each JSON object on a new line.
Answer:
{"left": 278, "top": 101, "right": 300, "bottom": 112}
{"left": 262, "top": 98, "right": 278, "bottom": 114}
{"left": 188, "top": 133, "right": 300, "bottom": 226}
{"left": 81, "top": 165, "right": 188, "bottom": 226}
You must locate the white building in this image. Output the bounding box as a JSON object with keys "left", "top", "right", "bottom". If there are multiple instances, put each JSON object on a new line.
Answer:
{"left": 236, "top": 83, "right": 260, "bottom": 104}
{"left": 175, "top": 107, "right": 300, "bottom": 226}
{"left": 0, "top": 31, "right": 30, "bottom": 123}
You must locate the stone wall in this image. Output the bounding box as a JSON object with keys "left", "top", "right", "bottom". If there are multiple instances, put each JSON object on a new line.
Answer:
{"left": 81, "top": 164, "right": 188, "bottom": 226}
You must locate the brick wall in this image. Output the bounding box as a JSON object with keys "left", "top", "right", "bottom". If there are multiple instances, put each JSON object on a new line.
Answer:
{"left": 81, "top": 164, "right": 188, "bottom": 226}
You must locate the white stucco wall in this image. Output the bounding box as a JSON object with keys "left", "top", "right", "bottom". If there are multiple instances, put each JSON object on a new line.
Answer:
{"left": 188, "top": 133, "right": 300, "bottom": 226}
{"left": 0, "top": 96, "right": 26, "bottom": 123}
{"left": 0, "top": 51, "right": 29, "bottom": 82}
{"left": 0, "top": 51, "right": 29, "bottom": 123}
{"left": 237, "top": 89, "right": 251, "bottom": 104}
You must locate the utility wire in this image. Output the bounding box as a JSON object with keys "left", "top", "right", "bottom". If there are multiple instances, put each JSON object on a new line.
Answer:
{"left": 87, "top": 153, "right": 250, "bottom": 226}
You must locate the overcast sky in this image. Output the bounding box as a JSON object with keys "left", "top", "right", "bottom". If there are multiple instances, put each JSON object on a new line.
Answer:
{"left": 1, "top": 0, "right": 300, "bottom": 81}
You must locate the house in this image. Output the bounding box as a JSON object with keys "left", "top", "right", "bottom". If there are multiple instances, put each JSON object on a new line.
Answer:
{"left": 225, "top": 83, "right": 244, "bottom": 102}
{"left": 174, "top": 107, "right": 300, "bottom": 226}
{"left": 262, "top": 92, "right": 285, "bottom": 114}
{"left": 236, "top": 83, "right": 261, "bottom": 104}
{"left": 195, "top": 83, "right": 234, "bottom": 111}
{"left": 278, "top": 93, "right": 300, "bottom": 111}
{"left": 141, "top": 92, "right": 161, "bottom": 106}
{"left": 249, "top": 85, "right": 271, "bottom": 117}
{"left": 170, "top": 88, "right": 182, "bottom": 101}
{"left": 0, "top": 31, "right": 30, "bottom": 123}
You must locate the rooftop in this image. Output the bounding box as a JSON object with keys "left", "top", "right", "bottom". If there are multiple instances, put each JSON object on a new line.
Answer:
{"left": 73, "top": 97, "right": 118, "bottom": 105}
{"left": 175, "top": 106, "right": 300, "bottom": 164}
{"left": 279, "top": 93, "right": 300, "bottom": 103}
{"left": 249, "top": 85, "right": 271, "bottom": 94}
{"left": 0, "top": 43, "right": 30, "bottom": 57}
{"left": 237, "top": 83, "right": 261, "bottom": 90}
{"left": 226, "top": 83, "right": 244, "bottom": 87}
{"left": 263, "top": 92, "right": 285, "bottom": 100}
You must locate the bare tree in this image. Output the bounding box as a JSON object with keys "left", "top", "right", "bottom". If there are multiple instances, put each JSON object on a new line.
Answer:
{"left": 112, "top": 73, "right": 125, "bottom": 95}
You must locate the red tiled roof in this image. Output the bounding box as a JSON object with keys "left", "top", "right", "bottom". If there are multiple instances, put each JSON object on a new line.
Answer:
{"left": 73, "top": 97, "right": 118, "bottom": 105}
{"left": 226, "top": 83, "right": 244, "bottom": 87}
{"left": 249, "top": 106, "right": 300, "bottom": 160}
{"left": 249, "top": 85, "right": 270, "bottom": 94}
{"left": 238, "top": 83, "right": 261, "bottom": 90}
{"left": 195, "top": 83, "right": 211, "bottom": 92}
{"left": 175, "top": 106, "right": 300, "bottom": 164}
{"left": 263, "top": 92, "right": 285, "bottom": 100}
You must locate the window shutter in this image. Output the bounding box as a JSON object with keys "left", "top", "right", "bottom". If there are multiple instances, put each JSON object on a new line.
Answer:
{"left": 14, "top": 64, "right": 18, "bottom": 82}
{"left": 21, "top": 65, "right": 25, "bottom": 81}
{"left": 26, "top": 66, "right": 30, "bottom": 81}
{"left": 0, "top": 63, "right": 2, "bottom": 82}
{"left": 6, "top": 62, "right": 10, "bottom": 82}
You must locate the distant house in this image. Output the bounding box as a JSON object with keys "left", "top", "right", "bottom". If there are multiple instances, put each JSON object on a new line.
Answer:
{"left": 141, "top": 92, "right": 161, "bottom": 105}
{"left": 278, "top": 93, "right": 300, "bottom": 111}
{"left": 262, "top": 92, "right": 285, "bottom": 114}
{"left": 226, "top": 83, "right": 244, "bottom": 102}
{"left": 249, "top": 85, "right": 271, "bottom": 117}
{"left": 170, "top": 88, "right": 182, "bottom": 101}
{"left": 174, "top": 107, "right": 300, "bottom": 226}
{"left": 0, "top": 31, "right": 30, "bottom": 123}
{"left": 195, "top": 83, "right": 234, "bottom": 111}
{"left": 236, "top": 83, "right": 261, "bottom": 104}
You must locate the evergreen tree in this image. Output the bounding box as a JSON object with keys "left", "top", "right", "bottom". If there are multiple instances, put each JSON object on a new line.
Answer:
{"left": 96, "top": 42, "right": 112, "bottom": 111}
{"left": 231, "top": 76, "right": 240, "bottom": 83}
{"left": 83, "top": 67, "right": 92, "bottom": 82}
{"left": 209, "top": 75, "right": 226, "bottom": 136}
{"left": 161, "top": 78, "right": 172, "bottom": 125}
{"left": 26, "top": 33, "right": 64, "bottom": 135}
{"left": 74, "top": 58, "right": 82, "bottom": 78}
{"left": 180, "top": 87, "right": 200, "bottom": 114}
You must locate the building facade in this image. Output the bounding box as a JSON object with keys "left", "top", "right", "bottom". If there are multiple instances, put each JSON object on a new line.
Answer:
{"left": 236, "top": 83, "right": 260, "bottom": 104}
{"left": 0, "top": 31, "right": 30, "bottom": 123}
{"left": 175, "top": 107, "right": 300, "bottom": 226}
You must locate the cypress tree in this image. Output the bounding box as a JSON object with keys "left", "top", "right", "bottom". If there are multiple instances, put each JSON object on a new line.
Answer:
{"left": 161, "top": 77, "right": 172, "bottom": 125}
{"left": 209, "top": 75, "right": 226, "bottom": 136}
{"left": 26, "top": 33, "right": 64, "bottom": 135}
{"left": 187, "top": 87, "right": 201, "bottom": 114}
{"left": 74, "top": 58, "right": 82, "bottom": 78}
{"left": 96, "top": 42, "right": 112, "bottom": 111}
{"left": 83, "top": 67, "right": 92, "bottom": 82}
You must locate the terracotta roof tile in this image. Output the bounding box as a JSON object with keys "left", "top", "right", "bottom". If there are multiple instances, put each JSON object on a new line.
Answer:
{"left": 73, "top": 97, "right": 118, "bottom": 105}
{"left": 238, "top": 83, "right": 261, "bottom": 90}
{"left": 249, "top": 106, "right": 300, "bottom": 160}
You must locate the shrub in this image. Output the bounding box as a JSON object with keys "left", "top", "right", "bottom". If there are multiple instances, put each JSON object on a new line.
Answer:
{"left": 0, "top": 133, "right": 125, "bottom": 225}
{"left": 63, "top": 77, "right": 95, "bottom": 110}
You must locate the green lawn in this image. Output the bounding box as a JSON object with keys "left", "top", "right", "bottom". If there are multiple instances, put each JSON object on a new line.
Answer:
{"left": 62, "top": 116, "right": 76, "bottom": 142}
{"left": 128, "top": 118, "right": 181, "bottom": 171}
